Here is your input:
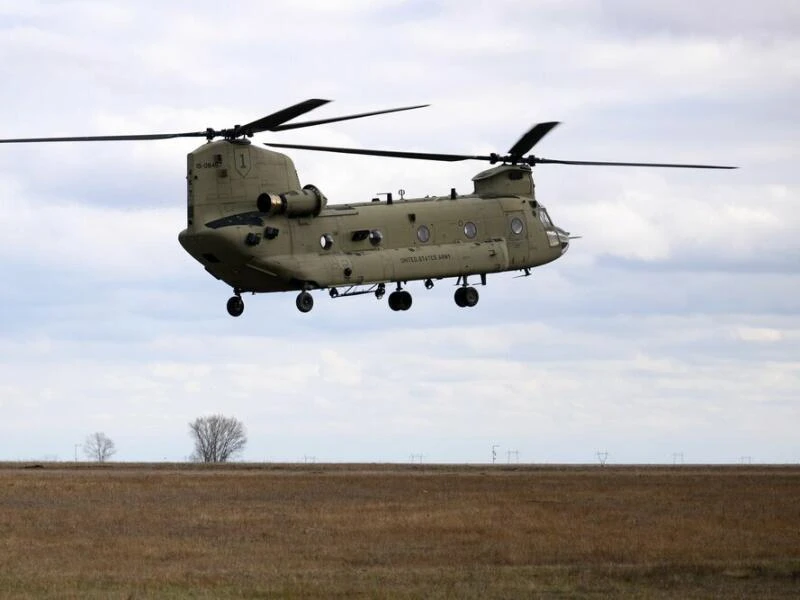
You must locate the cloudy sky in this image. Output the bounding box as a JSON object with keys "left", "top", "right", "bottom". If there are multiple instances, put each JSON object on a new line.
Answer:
{"left": 0, "top": 1, "right": 797, "bottom": 463}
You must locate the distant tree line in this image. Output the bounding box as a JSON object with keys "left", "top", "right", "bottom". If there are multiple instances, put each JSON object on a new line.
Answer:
{"left": 80, "top": 414, "right": 247, "bottom": 463}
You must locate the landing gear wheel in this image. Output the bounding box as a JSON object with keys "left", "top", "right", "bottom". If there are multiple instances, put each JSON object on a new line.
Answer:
{"left": 388, "top": 291, "right": 401, "bottom": 311}
{"left": 454, "top": 286, "right": 479, "bottom": 308}
{"left": 400, "top": 290, "right": 412, "bottom": 310}
{"left": 226, "top": 295, "right": 244, "bottom": 317}
{"left": 463, "top": 286, "right": 479, "bottom": 307}
{"left": 388, "top": 290, "right": 412, "bottom": 311}
{"left": 296, "top": 291, "right": 314, "bottom": 313}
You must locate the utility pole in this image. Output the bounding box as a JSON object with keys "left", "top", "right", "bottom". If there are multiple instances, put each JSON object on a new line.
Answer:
{"left": 492, "top": 445, "right": 499, "bottom": 464}
{"left": 74, "top": 444, "right": 80, "bottom": 462}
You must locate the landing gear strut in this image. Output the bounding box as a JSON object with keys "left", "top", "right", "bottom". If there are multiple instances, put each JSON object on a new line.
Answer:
{"left": 226, "top": 292, "right": 244, "bottom": 317}
{"left": 388, "top": 283, "right": 412, "bottom": 311}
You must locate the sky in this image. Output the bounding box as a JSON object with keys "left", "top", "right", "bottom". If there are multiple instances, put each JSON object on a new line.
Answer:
{"left": 0, "top": 0, "right": 798, "bottom": 464}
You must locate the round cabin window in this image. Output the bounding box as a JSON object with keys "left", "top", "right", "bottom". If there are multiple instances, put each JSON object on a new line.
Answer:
{"left": 510, "top": 217, "right": 524, "bottom": 235}
{"left": 463, "top": 221, "right": 477, "bottom": 239}
{"left": 319, "top": 233, "right": 334, "bottom": 250}
{"left": 417, "top": 225, "right": 430, "bottom": 243}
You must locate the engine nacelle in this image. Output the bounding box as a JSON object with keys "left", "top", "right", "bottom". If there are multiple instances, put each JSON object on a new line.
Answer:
{"left": 257, "top": 184, "right": 327, "bottom": 217}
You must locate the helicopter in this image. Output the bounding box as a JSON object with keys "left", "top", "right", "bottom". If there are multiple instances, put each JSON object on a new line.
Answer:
{"left": 0, "top": 99, "right": 735, "bottom": 316}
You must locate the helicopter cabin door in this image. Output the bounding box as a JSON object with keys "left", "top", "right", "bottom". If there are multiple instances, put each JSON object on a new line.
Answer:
{"left": 505, "top": 210, "right": 528, "bottom": 268}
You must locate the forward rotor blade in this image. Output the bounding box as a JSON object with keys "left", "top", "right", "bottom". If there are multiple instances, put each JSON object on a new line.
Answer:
{"left": 271, "top": 104, "right": 430, "bottom": 131}
{"left": 507, "top": 122, "right": 560, "bottom": 158}
{"left": 532, "top": 157, "right": 737, "bottom": 169}
{"left": 266, "top": 142, "right": 487, "bottom": 162}
{"left": 0, "top": 132, "right": 209, "bottom": 144}
{"left": 237, "top": 99, "right": 331, "bottom": 136}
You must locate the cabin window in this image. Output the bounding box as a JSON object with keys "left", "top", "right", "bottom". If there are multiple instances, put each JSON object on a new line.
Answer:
{"left": 463, "top": 222, "right": 477, "bottom": 239}
{"left": 539, "top": 209, "right": 553, "bottom": 228}
{"left": 320, "top": 233, "right": 334, "bottom": 250}
{"left": 510, "top": 217, "right": 524, "bottom": 235}
{"left": 416, "top": 225, "right": 430, "bottom": 243}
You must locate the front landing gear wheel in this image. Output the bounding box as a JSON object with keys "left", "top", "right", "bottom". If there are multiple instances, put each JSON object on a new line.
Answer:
{"left": 296, "top": 291, "right": 314, "bottom": 313}
{"left": 454, "top": 286, "right": 479, "bottom": 308}
{"left": 226, "top": 295, "right": 244, "bottom": 317}
{"left": 463, "top": 286, "right": 479, "bottom": 307}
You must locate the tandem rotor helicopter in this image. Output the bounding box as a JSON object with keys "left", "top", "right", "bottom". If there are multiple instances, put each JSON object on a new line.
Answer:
{"left": 1, "top": 99, "right": 735, "bottom": 316}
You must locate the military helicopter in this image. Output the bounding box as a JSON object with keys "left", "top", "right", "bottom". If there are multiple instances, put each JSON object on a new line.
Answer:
{"left": 1, "top": 99, "right": 735, "bottom": 316}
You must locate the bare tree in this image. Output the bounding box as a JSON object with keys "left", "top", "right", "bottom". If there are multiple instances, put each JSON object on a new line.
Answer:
{"left": 188, "top": 414, "right": 247, "bottom": 462}
{"left": 83, "top": 432, "right": 116, "bottom": 462}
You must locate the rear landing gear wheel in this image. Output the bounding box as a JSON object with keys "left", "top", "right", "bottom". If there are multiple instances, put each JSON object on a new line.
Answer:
{"left": 388, "top": 290, "right": 412, "bottom": 311}
{"left": 296, "top": 291, "right": 314, "bottom": 313}
{"left": 226, "top": 295, "right": 244, "bottom": 317}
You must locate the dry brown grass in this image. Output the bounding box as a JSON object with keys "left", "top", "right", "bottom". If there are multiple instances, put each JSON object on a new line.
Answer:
{"left": 1, "top": 463, "right": 798, "bottom": 598}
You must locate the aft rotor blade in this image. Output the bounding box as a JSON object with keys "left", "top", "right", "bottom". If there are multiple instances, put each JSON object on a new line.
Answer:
{"left": 237, "top": 99, "right": 331, "bottom": 136}
{"left": 507, "top": 122, "right": 560, "bottom": 158}
{"left": 0, "top": 132, "right": 209, "bottom": 143}
{"left": 271, "top": 104, "right": 430, "bottom": 131}
{"left": 267, "top": 142, "right": 487, "bottom": 162}
{"left": 532, "top": 157, "right": 737, "bottom": 169}
{"left": 0, "top": 100, "right": 429, "bottom": 144}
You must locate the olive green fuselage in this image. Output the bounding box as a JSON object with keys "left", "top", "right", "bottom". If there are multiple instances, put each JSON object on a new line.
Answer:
{"left": 178, "top": 140, "right": 568, "bottom": 295}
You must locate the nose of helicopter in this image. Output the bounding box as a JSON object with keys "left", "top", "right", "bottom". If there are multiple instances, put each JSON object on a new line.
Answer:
{"left": 555, "top": 227, "right": 572, "bottom": 255}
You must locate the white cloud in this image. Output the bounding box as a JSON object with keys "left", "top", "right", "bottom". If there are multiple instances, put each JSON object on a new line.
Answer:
{"left": 2, "top": 312, "right": 798, "bottom": 460}
{"left": 732, "top": 327, "right": 784, "bottom": 343}
{"left": 0, "top": 177, "right": 187, "bottom": 279}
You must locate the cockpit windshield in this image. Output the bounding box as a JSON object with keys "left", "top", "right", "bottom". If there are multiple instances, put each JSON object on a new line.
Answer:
{"left": 538, "top": 208, "right": 553, "bottom": 229}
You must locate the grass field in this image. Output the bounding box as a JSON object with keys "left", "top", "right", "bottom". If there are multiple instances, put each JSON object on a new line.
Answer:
{"left": 1, "top": 463, "right": 798, "bottom": 598}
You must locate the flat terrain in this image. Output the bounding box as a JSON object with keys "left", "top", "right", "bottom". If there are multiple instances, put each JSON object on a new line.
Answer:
{"left": 1, "top": 463, "right": 798, "bottom": 598}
